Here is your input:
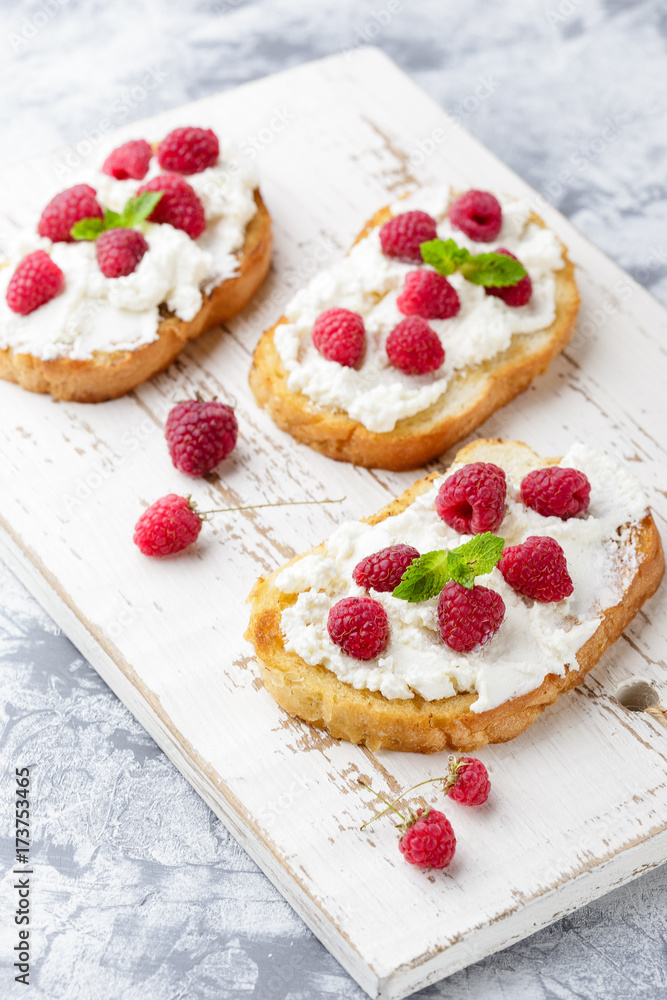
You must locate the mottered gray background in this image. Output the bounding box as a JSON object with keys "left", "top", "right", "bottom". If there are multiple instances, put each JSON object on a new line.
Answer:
{"left": 1, "top": 1, "right": 666, "bottom": 997}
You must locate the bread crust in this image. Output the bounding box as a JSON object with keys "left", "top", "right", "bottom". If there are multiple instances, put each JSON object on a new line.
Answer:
{"left": 245, "top": 439, "right": 664, "bottom": 753}
{"left": 0, "top": 190, "right": 272, "bottom": 402}
{"left": 249, "top": 204, "right": 580, "bottom": 470}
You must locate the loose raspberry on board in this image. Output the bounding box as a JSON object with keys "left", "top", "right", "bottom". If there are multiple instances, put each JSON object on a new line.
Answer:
{"left": 133, "top": 494, "right": 203, "bottom": 557}
{"left": 166, "top": 398, "right": 238, "bottom": 477}
{"left": 398, "top": 809, "right": 456, "bottom": 869}
{"left": 444, "top": 756, "right": 491, "bottom": 806}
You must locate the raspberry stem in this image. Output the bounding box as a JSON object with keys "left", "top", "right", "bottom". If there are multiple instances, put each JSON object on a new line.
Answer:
{"left": 358, "top": 779, "right": 407, "bottom": 829}
{"left": 195, "top": 497, "right": 345, "bottom": 518}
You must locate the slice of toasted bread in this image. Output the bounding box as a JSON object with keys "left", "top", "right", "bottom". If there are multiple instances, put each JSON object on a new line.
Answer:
{"left": 245, "top": 439, "right": 663, "bottom": 753}
{"left": 249, "top": 202, "right": 580, "bottom": 471}
{"left": 0, "top": 191, "right": 272, "bottom": 402}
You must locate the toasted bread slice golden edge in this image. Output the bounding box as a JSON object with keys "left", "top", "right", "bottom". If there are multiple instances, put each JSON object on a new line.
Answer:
{"left": 249, "top": 205, "right": 580, "bottom": 470}
{"left": 0, "top": 191, "right": 272, "bottom": 403}
{"left": 245, "top": 438, "right": 664, "bottom": 753}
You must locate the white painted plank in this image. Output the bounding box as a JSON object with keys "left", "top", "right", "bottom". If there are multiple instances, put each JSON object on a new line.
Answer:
{"left": 1, "top": 50, "right": 666, "bottom": 999}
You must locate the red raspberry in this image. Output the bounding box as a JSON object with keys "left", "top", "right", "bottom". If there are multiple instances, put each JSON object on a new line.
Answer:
{"left": 157, "top": 127, "right": 219, "bottom": 175}
{"left": 521, "top": 467, "right": 591, "bottom": 520}
{"left": 498, "top": 535, "right": 573, "bottom": 602}
{"left": 133, "top": 494, "right": 202, "bottom": 556}
{"left": 449, "top": 190, "right": 502, "bottom": 242}
{"left": 96, "top": 228, "right": 149, "bottom": 278}
{"left": 312, "top": 308, "right": 365, "bottom": 368}
{"left": 327, "top": 596, "right": 389, "bottom": 660}
{"left": 435, "top": 462, "right": 507, "bottom": 534}
{"left": 398, "top": 809, "right": 456, "bottom": 869}
{"left": 137, "top": 174, "right": 206, "bottom": 239}
{"left": 102, "top": 139, "right": 152, "bottom": 180}
{"left": 438, "top": 581, "right": 505, "bottom": 652}
{"left": 396, "top": 270, "right": 460, "bottom": 320}
{"left": 386, "top": 317, "right": 445, "bottom": 375}
{"left": 37, "top": 184, "right": 103, "bottom": 243}
{"left": 166, "top": 398, "right": 238, "bottom": 477}
{"left": 485, "top": 248, "right": 532, "bottom": 307}
{"left": 353, "top": 544, "right": 420, "bottom": 592}
{"left": 6, "top": 250, "right": 65, "bottom": 315}
{"left": 445, "top": 756, "right": 490, "bottom": 806}
{"left": 379, "top": 210, "right": 438, "bottom": 263}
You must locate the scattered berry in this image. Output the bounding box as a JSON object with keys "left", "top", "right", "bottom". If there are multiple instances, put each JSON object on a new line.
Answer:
{"left": 449, "top": 189, "right": 502, "bottom": 243}
{"left": 327, "top": 596, "right": 389, "bottom": 660}
{"left": 102, "top": 139, "right": 152, "bottom": 180}
{"left": 498, "top": 535, "right": 573, "bottom": 602}
{"left": 435, "top": 462, "right": 507, "bottom": 534}
{"left": 157, "top": 127, "right": 219, "bottom": 175}
{"left": 133, "top": 494, "right": 202, "bottom": 556}
{"left": 444, "top": 756, "right": 490, "bottom": 806}
{"left": 398, "top": 809, "right": 456, "bottom": 869}
{"left": 137, "top": 173, "right": 206, "bottom": 239}
{"left": 6, "top": 250, "right": 65, "bottom": 315}
{"left": 166, "top": 398, "right": 238, "bottom": 477}
{"left": 386, "top": 317, "right": 445, "bottom": 375}
{"left": 37, "top": 184, "right": 103, "bottom": 243}
{"left": 485, "top": 247, "right": 532, "bottom": 306}
{"left": 353, "top": 544, "right": 420, "bottom": 592}
{"left": 96, "top": 228, "right": 149, "bottom": 278}
{"left": 437, "top": 581, "right": 505, "bottom": 652}
{"left": 521, "top": 466, "right": 591, "bottom": 520}
{"left": 397, "top": 269, "right": 460, "bottom": 320}
{"left": 379, "top": 210, "right": 438, "bottom": 263}
{"left": 312, "top": 308, "right": 365, "bottom": 367}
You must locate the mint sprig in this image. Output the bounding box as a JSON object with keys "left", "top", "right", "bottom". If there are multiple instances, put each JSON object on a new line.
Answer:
{"left": 71, "top": 191, "right": 163, "bottom": 241}
{"left": 420, "top": 237, "right": 527, "bottom": 287}
{"left": 392, "top": 532, "right": 505, "bottom": 602}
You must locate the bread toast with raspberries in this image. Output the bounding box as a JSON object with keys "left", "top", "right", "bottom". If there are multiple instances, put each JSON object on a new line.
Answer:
{"left": 245, "top": 439, "right": 663, "bottom": 753}
{"left": 250, "top": 198, "right": 580, "bottom": 471}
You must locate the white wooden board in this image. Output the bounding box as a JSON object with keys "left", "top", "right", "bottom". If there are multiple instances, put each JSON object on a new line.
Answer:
{"left": 1, "top": 50, "right": 666, "bottom": 1000}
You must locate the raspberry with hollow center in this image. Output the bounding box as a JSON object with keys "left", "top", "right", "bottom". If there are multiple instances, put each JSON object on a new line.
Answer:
{"left": 498, "top": 535, "right": 573, "bottom": 602}
{"left": 37, "top": 184, "right": 104, "bottom": 243}
{"left": 398, "top": 809, "right": 456, "bottom": 869}
{"left": 485, "top": 247, "right": 532, "bottom": 307}
{"left": 386, "top": 317, "right": 445, "bottom": 375}
{"left": 102, "top": 139, "right": 152, "bottom": 180}
{"left": 133, "top": 494, "right": 202, "bottom": 556}
{"left": 353, "top": 544, "right": 420, "bottom": 592}
{"left": 445, "top": 756, "right": 490, "bottom": 806}
{"left": 137, "top": 173, "right": 206, "bottom": 239}
{"left": 6, "top": 250, "right": 65, "bottom": 315}
{"left": 435, "top": 462, "right": 507, "bottom": 534}
{"left": 157, "top": 127, "right": 219, "bottom": 175}
{"left": 312, "top": 308, "right": 365, "bottom": 367}
{"left": 397, "top": 269, "right": 460, "bottom": 320}
{"left": 379, "top": 210, "right": 438, "bottom": 263}
{"left": 166, "top": 398, "right": 238, "bottom": 477}
{"left": 327, "top": 596, "right": 389, "bottom": 660}
{"left": 521, "top": 466, "right": 591, "bottom": 520}
{"left": 449, "top": 190, "right": 502, "bottom": 242}
{"left": 438, "top": 581, "right": 505, "bottom": 652}
{"left": 96, "top": 228, "right": 149, "bottom": 278}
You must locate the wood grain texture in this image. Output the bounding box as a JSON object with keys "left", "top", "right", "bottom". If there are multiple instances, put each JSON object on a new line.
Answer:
{"left": 0, "top": 51, "right": 666, "bottom": 1000}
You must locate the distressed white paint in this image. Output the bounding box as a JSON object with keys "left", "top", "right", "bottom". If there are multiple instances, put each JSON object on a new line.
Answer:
{"left": 0, "top": 51, "right": 665, "bottom": 1000}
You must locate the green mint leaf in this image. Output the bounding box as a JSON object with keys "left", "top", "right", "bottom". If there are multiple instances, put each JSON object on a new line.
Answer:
{"left": 393, "top": 532, "right": 505, "bottom": 601}
{"left": 460, "top": 253, "right": 526, "bottom": 287}
{"left": 420, "top": 238, "right": 471, "bottom": 276}
{"left": 119, "top": 191, "right": 163, "bottom": 228}
{"left": 70, "top": 218, "right": 106, "bottom": 240}
{"left": 392, "top": 549, "right": 452, "bottom": 603}
{"left": 103, "top": 209, "right": 122, "bottom": 229}
{"left": 448, "top": 532, "right": 505, "bottom": 588}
